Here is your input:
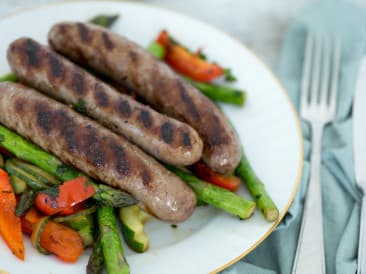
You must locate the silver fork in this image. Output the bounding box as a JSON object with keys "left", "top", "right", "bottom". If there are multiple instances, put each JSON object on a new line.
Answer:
{"left": 291, "top": 33, "right": 341, "bottom": 274}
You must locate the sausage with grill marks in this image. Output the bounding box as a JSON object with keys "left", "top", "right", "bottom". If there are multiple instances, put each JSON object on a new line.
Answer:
{"left": 7, "top": 37, "right": 203, "bottom": 166}
{"left": 48, "top": 22, "right": 242, "bottom": 174}
{"left": 0, "top": 82, "right": 196, "bottom": 223}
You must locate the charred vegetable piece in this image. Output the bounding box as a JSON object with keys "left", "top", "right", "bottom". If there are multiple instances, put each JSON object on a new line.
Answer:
{"left": 21, "top": 207, "right": 42, "bottom": 235}
{"left": 35, "top": 176, "right": 96, "bottom": 216}
{"left": 9, "top": 174, "right": 27, "bottom": 194}
{"left": 39, "top": 220, "right": 84, "bottom": 262}
{"left": 119, "top": 205, "right": 149, "bottom": 253}
{"left": 87, "top": 237, "right": 104, "bottom": 274}
{"left": 0, "top": 125, "right": 136, "bottom": 208}
{"left": 0, "top": 169, "right": 24, "bottom": 260}
{"left": 167, "top": 166, "right": 256, "bottom": 219}
{"left": 192, "top": 161, "right": 241, "bottom": 192}
{"left": 156, "top": 30, "right": 224, "bottom": 82}
{"left": 31, "top": 216, "right": 50, "bottom": 254}
{"left": 5, "top": 159, "right": 48, "bottom": 190}
{"left": 11, "top": 159, "right": 60, "bottom": 186}
{"left": 16, "top": 189, "right": 37, "bottom": 217}
{"left": 97, "top": 206, "right": 129, "bottom": 274}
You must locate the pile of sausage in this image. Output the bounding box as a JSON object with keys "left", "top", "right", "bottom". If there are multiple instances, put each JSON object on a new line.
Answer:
{"left": 0, "top": 22, "right": 241, "bottom": 223}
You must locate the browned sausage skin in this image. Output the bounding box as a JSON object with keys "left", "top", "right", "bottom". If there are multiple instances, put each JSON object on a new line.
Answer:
{"left": 7, "top": 37, "right": 203, "bottom": 166}
{"left": 48, "top": 22, "right": 241, "bottom": 174}
{"left": 0, "top": 82, "right": 196, "bottom": 223}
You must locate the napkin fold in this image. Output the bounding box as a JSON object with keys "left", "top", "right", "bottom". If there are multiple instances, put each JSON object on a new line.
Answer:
{"left": 222, "top": 0, "right": 366, "bottom": 273}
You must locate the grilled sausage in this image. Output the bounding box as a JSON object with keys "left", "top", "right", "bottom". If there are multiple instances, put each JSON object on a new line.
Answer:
{"left": 7, "top": 38, "right": 203, "bottom": 166}
{"left": 0, "top": 82, "right": 196, "bottom": 223}
{"left": 48, "top": 22, "right": 241, "bottom": 174}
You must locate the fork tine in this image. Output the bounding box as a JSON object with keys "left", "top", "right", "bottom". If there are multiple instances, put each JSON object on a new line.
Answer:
{"left": 310, "top": 34, "right": 322, "bottom": 106}
{"left": 300, "top": 33, "right": 313, "bottom": 112}
{"left": 320, "top": 36, "right": 330, "bottom": 106}
{"left": 329, "top": 35, "right": 341, "bottom": 114}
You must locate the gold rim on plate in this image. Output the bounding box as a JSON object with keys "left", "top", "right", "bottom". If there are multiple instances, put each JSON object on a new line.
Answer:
{"left": 0, "top": 1, "right": 304, "bottom": 273}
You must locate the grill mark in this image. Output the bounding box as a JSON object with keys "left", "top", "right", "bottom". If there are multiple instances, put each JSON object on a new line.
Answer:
{"left": 141, "top": 169, "right": 152, "bottom": 187}
{"left": 76, "top": 23, "right": 91, "bottom": 43}
{"left": 35, "top": 102, "right": 53, "bottom": 134}
{"left": 71, "top": 69, "right": 85, "bottom": 95}
{"left": 23, "top": 39, "right": 41, "bottom": 68}
{"left": 47, "top": 51, "right": 65, "bottom": 78}
{"left": 161, "top": 122, "right": 174, "bottom": 144}
{"left": 94, "top": 83, "right": 109, "bottom": 107}
{"left": 138, "top": 110, "right": 152, "bottom": 128}
{"left": 53, "top": 109, "right": 78, "bottom": 151}
{"left": 206, "top": 115, "right": 230, "bottom": 146}
{"left": 83, "top": 125, "right": 106, "bottom": 168}
{"left": 116, "top": 99, "right": 131, "bottom": 117}
{"left": 182, "top": 132, "right": 191, "bottom": 147}
{"left": 177, "top": 79, "right": 200, "bottom": 121}
{"left": 109, "top": 140, "right": 130, "bottom": 178}
{"left": 129, "top": 51, "right": 138, "bottom": 64}
{"left": 102, "top": 32, "right": 114, "bottom": 50}
{"left": 14, "top": 97, "right": 26, "bottom": 113}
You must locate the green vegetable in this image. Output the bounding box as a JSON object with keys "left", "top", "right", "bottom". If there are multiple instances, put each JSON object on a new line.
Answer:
{"left": 235, "top": 149, "right": 279, "bottom": 222}
{"left": 15, "top": 189, "right": 37, "bottom": 217}
{"left": 97, "top": 206, "right": 129, "bottom": 274}
{"left": 167, "top": 166, "right": 256, "bottom": 219}
{"left": 5, "top": 159, "right": 48, "bottom": 190}
{"left": 9, "top": 175, "right": 27, "bottom": 194}
{"left": 54, "top": 207, "right": 96, "bottom": 247}
{"left": 87, "top": 237, "right": 104, "bottom": 274}
{"left": 88, "top": 14, "right": 119, "bottom": 28}
{"left": 0, "top": 125, "right": 136, "bottom": 208}
{"left": 223, "top": 68, "right": 237, "bottom": 82}
{"left": 11, "top": 159, "right": 60, "bottom": 186}
{"left": 119, "top": 205, "right": 149, "bottom": 253}
{"left": 148, "top": 42, "right": 166, "bottom": 59}
{"left": 185, "top": 77, "right": 246, "bottom": 106}
{"left": 31, "top": 216, "right": 50, "bottom": 255}
{"left": 0, "top": 72, "right": 17, "bottom": 82}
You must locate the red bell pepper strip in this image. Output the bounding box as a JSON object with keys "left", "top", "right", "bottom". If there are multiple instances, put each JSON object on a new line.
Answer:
{"left": 192, "top": 161, "right": 241, "bottom": 192}
{"left": 155, "top": 30, "right": 224, "bottom": 82}
{"left": 35, "top": 176, "right": 95, "bottom": 216}
{"left": 0, "top": 169, "right": 25, "bottom": 260}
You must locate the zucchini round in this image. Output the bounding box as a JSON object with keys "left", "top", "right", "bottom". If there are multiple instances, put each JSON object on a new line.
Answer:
{"left": 30, "top": 216, "right": 50, "bottom": 255}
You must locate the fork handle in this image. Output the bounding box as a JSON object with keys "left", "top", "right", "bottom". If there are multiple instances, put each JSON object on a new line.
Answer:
{"left": 292, "top": 122, "right": 326, "bottom": 274}
{"left": 357, "top": 194, "right": 366, "bottom": 274}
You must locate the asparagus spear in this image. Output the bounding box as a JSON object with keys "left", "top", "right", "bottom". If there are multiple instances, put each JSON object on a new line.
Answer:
{"left": 235, "top": 150, "right": 279, "bottom": 222}
{"left": 0, "top": 72, "right": 17, "bottom": 82}
{"left": 185, "top": 77, "right": 246, "bottom": 106}
{"left": 87, "top": 237, "right": 104, "bottom": 274}
{"left": 15, "top": 189, "right": 37, "bottom": 216}
{"left": 97, "top": 206, "right": 129, "bottom": 274}
{"left": 0, "top": 125, "right": 136, "bottom": 207}
{"left": 167, "top": 165, "right": 255, "bottom": 219}
{"left": 88, "top": 14, "right": 119, "bottom": 28}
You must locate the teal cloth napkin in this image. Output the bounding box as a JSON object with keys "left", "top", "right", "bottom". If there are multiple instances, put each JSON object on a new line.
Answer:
{"left": 222, "top": 0, "right": 366, "bottom": 273}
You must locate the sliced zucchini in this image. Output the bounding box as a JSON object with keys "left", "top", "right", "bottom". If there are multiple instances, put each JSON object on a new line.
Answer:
{"left": 119, "top": 205, "right": 149, "bottom": 253}
{"left": 5, "top": 159, "right": 48, "bottom": 190}
{"left": 53, "top": 206, "right": 96, "bottom": 225}
{"left": 9, "top": 175, "right": 27, "bottom": 194}
{"left": 11, "top": 159, "right": 60, "bottom": 186}
{"left": 77, "top": 222, "right": 95, "bottom": 247}
{"left": 31, "top": 216, "right": 50, "bottom": 255}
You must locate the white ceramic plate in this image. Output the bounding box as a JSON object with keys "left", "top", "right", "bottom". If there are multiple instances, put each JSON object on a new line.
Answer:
{"left": 0, "top": 1, "right": 303, "bottom": 273}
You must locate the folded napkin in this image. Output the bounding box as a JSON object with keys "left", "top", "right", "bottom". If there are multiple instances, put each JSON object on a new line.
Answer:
{"left": 222, "top": 0, "right": 366, "bottom": 273}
